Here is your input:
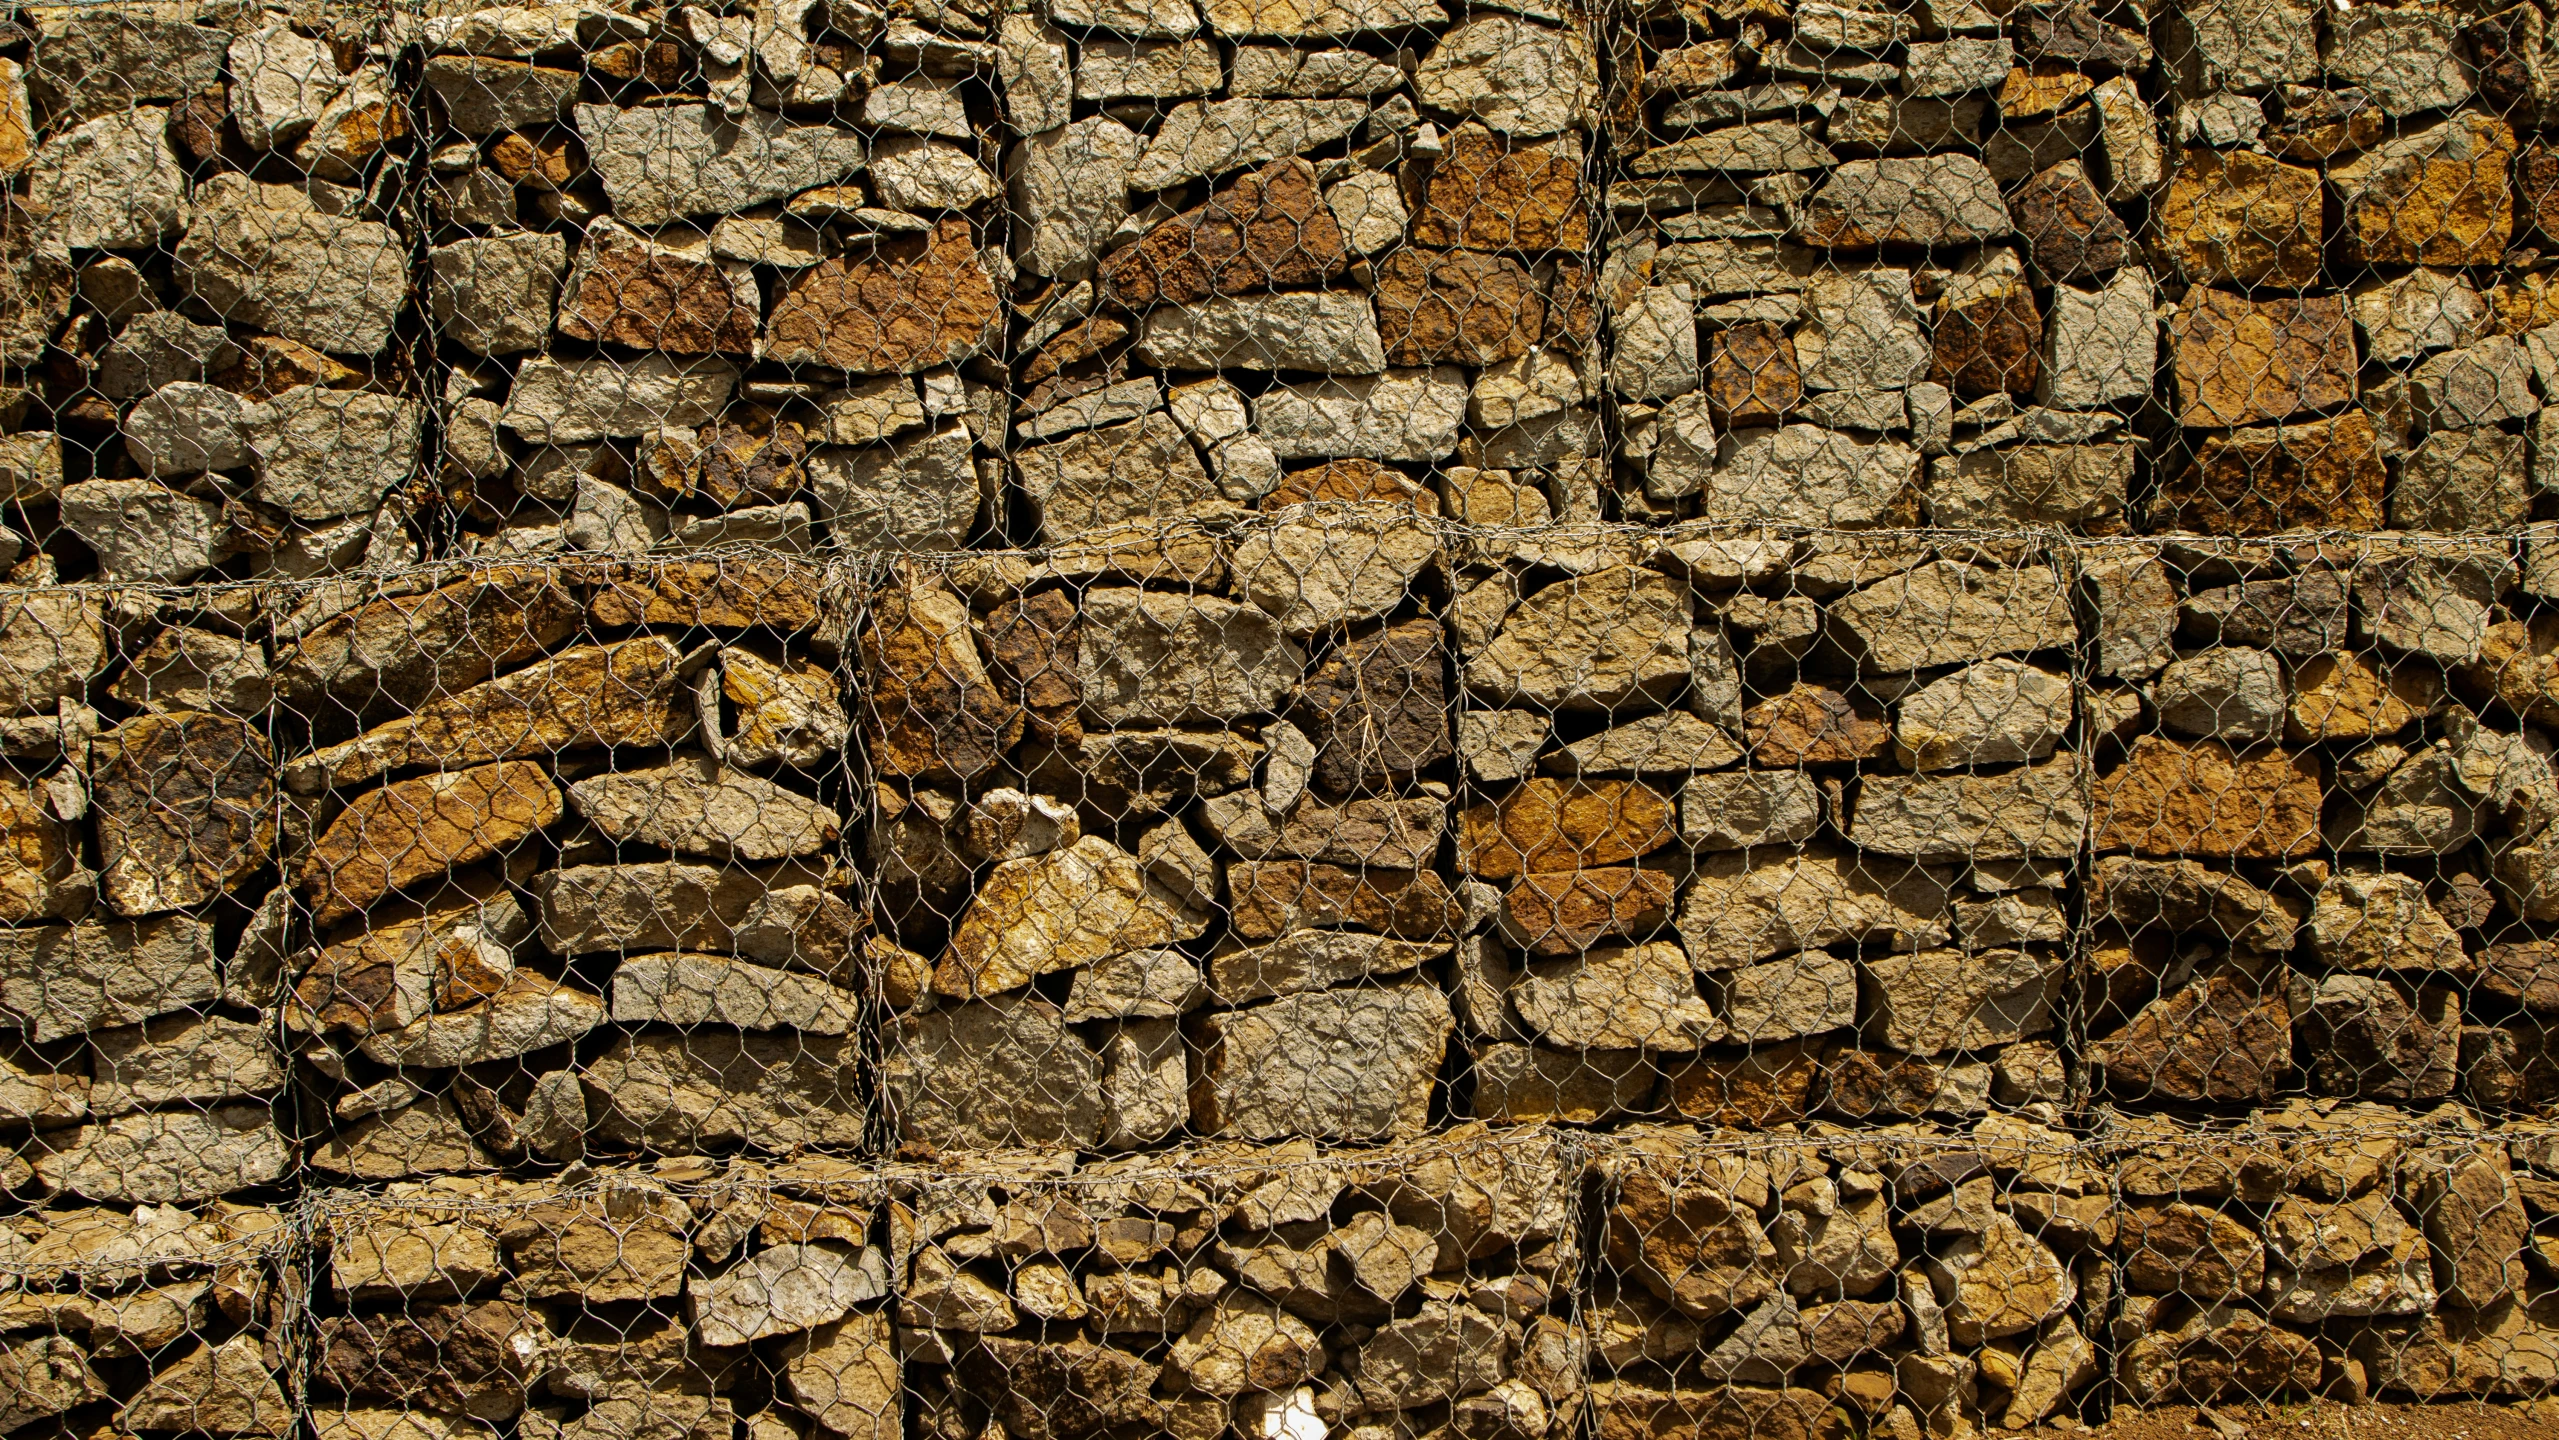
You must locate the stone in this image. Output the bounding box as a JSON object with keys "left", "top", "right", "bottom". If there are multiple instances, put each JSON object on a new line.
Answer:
{"left": 1926, "top": 442, "right": 2130, "bottom": 527}
{"left": 1716, "top": 951, "right": 1859, "bottom": 1043}
{"left": 0, "top": 1336, "right": 104, "bottom": 1431}
{"left": 1413, "top": 124, "right": 1588, "bottom": 253}
{"left": 2332, "top": 113, "right": 2515, "bottom": 267}
{"left": 574, "top": 104, "right": 863, "bottom": 225}
{"left": 1892, "top": 658, "right": 2073, "bottom": 770}
{"left": 1226, "top": 862, "right": 1465, "bottom": 940}
{"left": 2356, "top": 543, "right": 2513, "bottom": 663}
{"left": 33, "top": 1105, "right": 292, "bottom": 1204}
{"left": 1513, "top": 942, "right": 1719, "bottom": 1052}
{"left": 2095, "top": 737, "right": 2321, "bottom": 858}
{"left": 1797, "top": 271, "right": 1929, "bottom": 392}
{"left": 862, "top": 571, "right": 1019, "bottom": 782}
{"left": 1702, "top": 321, "right": 1799, "bottom": 428}
{"left": 2411, "top": 336, "right": 2537, "bottom": 429}
{"left": 1295, "top": 620, "right": 1451, "bottom": 792}
{"left": 1374, "top": 249, "right": 1544, "bottom": 368}
{"left": 1793, "top": 156, "right": 2010, "bottom": 247}
{"left": 1100, "top": 158, "right": 1345, "bottom": 308}
{"left": 810, "top": 422, "right": 980, "bottom": 550}
{"left": 1076, "top": 39, "right": 1221, "bottom": 100}
{"left": 2158, "top": 411, "right": 2387, "bottom": 532}
{"left": 2039, "top": 266, "right": 2156, "bottom": 410}
{"left": 1921, "top": 1216, "right": 2074, "bottom": 1346}
{"left": 1230, "top": 503, "right": 1435, "bottom": 636}
{"left": 501, "top": 356, "right": 738, "bottom": 442}
{"left": 1193, "top": 983, "right": 1452, "bottom": 1140}
{"left": 1742, "top": 684, "right": 1889, "bottom": 766}
{"left": 88, "top": 1013, "right": 280, "bottom": 1116}
{"left": 2286, "top": 650, "right": 2429, "bottom": 743}
{"left": 1254, "top": 367, "right": 1469, "bottom": 461}
{"left": 1905, "top": 37, "right": 2012, "bottom": 96}
{"left": 1464, "top": 566, "right": 1689, "bottom": 712}
{"left": 783, "top": 1313, "right": 899, "bottom": 1440}
{"left": 1066, "top": 949, "right": 1209, "bottom": 1021}
{"left": 2396, "top": 428, "right": 2529, "bottom": 531}
{"left": 2155, "top": 646, "right": 2286, "bottom": 742}
{"left": 357, "top": 975, "right": 603, "bottom": 1068}
{"left": 2327, "top": 7, "right": 2472, "bottom": 114}
{"left": 555, "top": 221, "right": 756, "bottom": 358}
{"left": 26, "top": 109, "right": 186, "bottom": 252}
{"left": 121, "top": 1335, "right": 289, "bottom": 1437}
{"left": 175, "top": 185, "right": 409, "bottom": 356}
{"left": 1862, "top": 948, "right": 2060, "bottom": 1054}
{"left": 1411, "top": 15, "right": 1592, "bottom": 138}
{"left": 2122, "top": 1202, "right": 2267, "bottom": 1296}
{"left": 301, "top": 762, "right": 563, "bottom": 928}
{"left": 937, "top": 835, "right": 1208, "bottom": 999}
{"left": 1164, "top": 1294, "right": 1321, "bottom": 1400}
{"left": 2297, "top": 974, "right": 2459, "bottom": 1099}
{"left": 2088, "top": 855, "right": 2297, "bottom": 954}
{"left": 1832, "top": 559, "right": 2075, "bottom": 672}
{"left": 2168, "top": 289, "right": 2356, "bottom": 428}
{"left": 0, "top": 917, "right": 215, "bottom": 1043}
{"left": 567, "top": 758, "right": 837, "bottom": 863}
{"left": 868, "top": 137, "right": 996, "bottom": 212}
{"left": 2154, "top": 148, "right": 2321, "bottom": 287}
{"left": 311, "top": 1300, "right": 534, "bottom": 1412}
{"left": 94, "top": 313, "right": 238, "bottom": 400}
{"left": 1204, "top": 930, "right": 1445, "bottom": 1005}
{"left": 246, "top": 386, "right": 426, "bottom": 521}
{"left": 2007, "top": 161, "right": 2126, "bottom": 286}
{"left": 1077, "top": 589, "right": 1304, "bottom": 726}
{"left": 1503, "top": 867, "right": 1679, "bottom": 956}
{"left": 1609, "top": 285, "right": 1701, "bottom": 402}
{"left": 58, "top": 479, "right": 221, "bottom": 584}
{"left": 765, "top": 219, "right": 999, "bottom": 374}
{"left": 2160, "top": 0, "right": 2318, "bottom": 94}
{"left": 2351, "top": 268, "right": 2490, "bottom": 366}
{"left": 1635, "top": 121, "right": 1835, "bottom": 175}
{"left": 1138, "top": 291, "right": 1385, "bottom": 373}
{"left": 585, "top": 1029, "right": 864, "bottom": 1152}
{"left": 90, "top": 711, "right": 271, "bottom": 917}
{"left": 1457, "top": 777, "right": 1675, "bottom": 881}
{"left": 1674, "top": 772, "right": 1821, "bottom": 851}
{"left": 1677, "top": 845, "right": 1953, "bottom": 969}
{"left": 1350, "top": 1304, "right": 1508, "bottom": 1409}
{"left": 1849, "top": 757, "right": 2089, "bottom": 862}
{"left": 691, "top": 1243, "right": 887, "bottom": 1348}
{"left": 2094, "top": 973, "right": 2290, "bottom": 1102}
{"left": 2409, "top": 1147, "right": 2532, "bottom": 1309}
{"left": 1127, "top": 98, "right": 1366, "bottom": 190}
{"left": 2262, "top": 1192, "right": 2435, "bottom": 1322}
{"left": 1931, "top": 267, "right": 2039, "bottom": 398}
{"left": 1548, "top": 713, "right": 1742, "bottom": 778}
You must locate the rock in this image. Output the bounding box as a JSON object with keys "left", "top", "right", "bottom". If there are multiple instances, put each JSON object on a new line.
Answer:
{"left": 1677, "top": 845, "right": 1952, "bottom": 969}
{"left": 88, "top": 1012, "right": 280, "bottom": 1116}
{"left": 765, "top": 218, "right": 999, "bottom": 374}
{"left": 1926, "top": 442, "right": 2131, "bottom": 527}
{"left": 2153, "top": 148, "right": 2321, "bottom": 286}
{"left": 1165, "top": 1294, "right": 1321, "bottom": 1398}
{"left": 1254, "top": 367, "right": 1469, "bottom": 461}
{"left": 2159, "top": 0, "right": 2317, "bottom": 93}
{"left": 2408, "top": 1147, "right": 2531, "bottom": 1309}
{"left": 1862, "top": 948, "right": 2059, "bottom": 1054}
{"left": 1892, "top": 658, "right": 2072, "bottom": 769}
{"left": 2009, "top": 160, "right": 2129, "bottom": 285}
{"left": 2332, "top": 113, "right": 2515, "bottom": 267}
{"left": 554, "top": 220, "right": 757, "bottom": 357}
{"left": 888, "top": 994, "right": 1102, "bottom": 1148}
{"left": 1503, "top": 867, "right": 1678, "bottom": 956}
{"left": 2352, "top": 268, "right": 2490, "bottom": 366}
{"left": 301, "top": 763, "right": 563, "bottom": 928}
{"left": 1714, "top": 951, "right": 1858, "bottom": 1044}
{"left": 175, "top": 184, "right": 409, "bottom": 356}
{"left": 2411, "top": 335, "right": 2537, "bottom": 430}
{"left": 89, "top": 711, "right": 271, "bottom": 917}
{"left": 358, "top": 975, "right": 604, "bottom": 1068}
{"left": 861, "top": 570, "right": 1020, "bottom": 781}
{"left": 2297, "top": 974, "right": 2458, "bottom": 1099}
{"left": 1793, "top": 273, "right": 1928, "bottom": 397}
{"left": 1462, "top": 566, "right": 1691, "bottom": 713}
{"left": 2356, "top": 543, "right": 2513, "bottom": 663}
{"left": 1742, "top": 684, "right": 1889, "bottom": 766}
{"left": 2327, "top": 7, "right": 2471, "bottom": 114}
{"left": 1127, "top": 98, "right": 1366, "bottom": 190}
{"left": 1203, "top": 791, "right": 1443, "bottom": 870}
{"left": 1228, "top": 503, "right": 1436, "bottom": 638}
{"left": 1350, "top": 1303, "right": 1508, "bottom": 1409}
{"left": 1635, "top": 121, "right": 1835, "bottom": 175}
{"left": 1849, "top": 756, "right": 2089, "bottom": 863}
{"left": 1508, "top": 941, "right": 1715, "bottom": 1052}
{"left": 26, "top": 109, "right": 185, "bottom": 252}
{"left": 2168, "top": 289, "right": 2356, "bottom": 428}
{"left": 1295, "top": 620, "right": 1450, "bottom": 792}
{"left": 501, "top": 355, "right": 738, "bottom": 442}
{"left": 1411, "top": 16, "right": 1593, "bottom": 137}
{"left": 782, "top": 1313, "right": 899, "bottom": 1440}
{"left": 0, "top": 1336, "right": 105, "bottom": 1431}
{"left": 1009, "top": 117, "right": 1140, "bottom": 282}
{"left": 1101, "top": 158, "right": 1345, "bottom": 307}
{"left": 1194, "top": 983, "right": 1450, "bottom": 1140}
{"left": 809, "top": 422, "right": 980, "bottom": 550}
{"left": 2123, "top": 1201, "right": 2266, "bottom": 1296}
{"left": 2287, "top": 650, "right": 2429, "bottom": 743}
{"left": 567, "top": 758, "right": 838, "bottom": 863}
{"left": 2158, "top": 410, "right": 2387, "bottom": 532}
{"left": 1374, "top": 249, "right": 1545, "bottom": 368}
{"left": 1232, "top": 45, "right": 1409, "bottom": 95}
{"left": 1922, "top": 1216, "right": 2073, "bottom": 1346}
{"left": 121, "top": 380, "right": 247, "bottom": 477}
{"left": 246, "top": 386, "right": 426, "bottom": 521}
{"left": 584, "top": 1028, "right": 862, "bottom": 1152}
{"left": 2095, "top": 973, "right": 2290, "bottom": 1102}
{"left": 0, "top": 916, "right": 215, "bottom": 1043}
{"left": 2089, "top": 855, "right": 2296, "bottom": 955}
{"left": 1456, "top": 777, "right": 1675, "bottom": 881}
{"left": 1076, "top": 39, "right": 1223, "bottom": 101}
{"left": 121, "top": 1335, "right": 290, "bottom": 1437}
{"left": 1702, "top": 321, "right": 1799, "bottom": 428}
{"left": 2039, "top": 266, "right": 2155, "bottom": 410}
{"left": 1066, "top": 949, "right": 1209, "bottom": 1021}
{"left": 2181, "top": 570, "right": 2349, "bottom": 658}
{"left": 2153, "top": 646, "right": 2286, "bottom": 743}
{"left": 1138, "top": 290, "right": 1385, "bottom": 373}
{"left": 1674, "top": 772, "right": 1821, "bottom": 851}
{"left": 1550, "top": 713, "right": 1744, "bottom": 777}
{"left": 33, "top": 1105, "right": 292, "bottom": 1204}
{"left": 2396, "top": 428, "right": 2528, "bottom": 531}
{"left": 1226, "top": 862, "right": 1464, "bottom": 940}
{"left": 1413, "top": 124, "right": 1588, "bottom": 253}
{"left": 432, "top": 236, "right": 568, "bottom": 358}
{"left": 1077, "top": 589, "right": 1304, "bottom": 727}
{"left": 1610, "top": 285, "right": 1700, "bottom": 402}
{"left": 58, "top": 479, "right": 221, "bottom": 584}
{"left": 691, "top": 1243, "right": 887, "bottom": 1347}
{"left": 574, "top": 103, "right": 862, "bottom": 225}
{"left": 1831, "top": 559, "right": 2074, "bottom": 672}
{"left": 869, "top": 137, "right": 997, "bottom": 211}
{"left": 1793, "top": 155, "right": 2010, "bottom": 247}
{"left": 1930, "top": 265, "right": 2039, "bottom": 398}
{"left": 2328, "top": 744, "right": 2479, "bottom": 854}
{"left": 93, "top": 313, "right": 238, "bottom": 400}
{"left": 2095, "top": 736, "right": 2321, "bottom": 858}
{"left": 937, "top": 836, "right": 1207, "bottom": 999}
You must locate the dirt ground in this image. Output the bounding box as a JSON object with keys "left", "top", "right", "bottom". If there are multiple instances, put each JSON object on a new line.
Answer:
{"left": 2021, "top": 1399, "right": 2559, "bottom": 1440}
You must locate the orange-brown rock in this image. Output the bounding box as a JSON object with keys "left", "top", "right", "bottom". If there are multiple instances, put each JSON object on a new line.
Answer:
{"left": 2167, "top": 289, "right": 2357, "bottom": 429}
{"left": 1260, "top": 460, "right": 1439, "bottom": 512}
{"left": 981, "top": 590, "right": 1083, "bottom": 744}
{"left": 1412, "top": 123, "right": 1588, "bottom": 254}
{"left": 2520, "top": 140, "right": 2559, "bottom": 244}
{"left": 1929, "top": 274, "right": 2040, "bottom": 397}
{"left": 1705, "top": 321, "right": 1800, "bottom": 427}
{"left": 1541, "top": 255, "right": 1597, "bottom": 352}
{"left": 764, "top": 217, "right": 1000, "bottom": 375}
{"left": 555, "top": 223, "right": 757, "bottom": 356}
{"left": 1504, "top": 867, "right": 1679, "bottom": 956}
{"left": 1457, "top": 778, "right": 1677, "bottom": 881}
{"left": 583, "top": 558, "right": 826, "bottom": 631}
{"left": 2010, "top": 160, "right": 2129, "bottom": 283}
{"left": 1372, "top": 248, "right": 1545, "bottom": 367}
{"left": 2093, "top": 973, "right": 2291, "bottom": 1103}
{"left": 2151, "top": 148, "right": 2322, "bottom": 288}
{"left": 2262, "top": 85, "right": 2381, "bottom": 163}
{"left": 2152, "top": 411, "right": 2387, "bottom": 533}
{"left": 1662, "top": 1039, "right": 1827, "bottom": 1127}
{"left": 274, "top": 568, "right": 581, "bottom": 714}
{"left": 2331, "top": 112, "right": 2514, "bottom": 268}
{"left": 1227, "top": 862, "right": 1465, "bottom": 941}
{"left": 1098, "top": 159, "right": 1349, "bottom": 311}
{"left": 2093, "top": 736, "right": 2322, "bottom": 860}
{"left": 1743, "top": 684, "right": 1891, "bottom": 766}
{"left": 637, "top": 411, "right": 810, "bottom": 508}
{"left": 1021, "top": 315, "right": 1132, "bottom": 386}
{"left": 90, "top": 712, "right": 274, "bottom": 919}
{"left": 863, "top": 572, "right": 1022, "bottom": 782}
{"left": 2468, "top": 616, "right": 2559, "bottom": 727}
{"left": 301, "top": 762, "right": 563, "bottom": 928}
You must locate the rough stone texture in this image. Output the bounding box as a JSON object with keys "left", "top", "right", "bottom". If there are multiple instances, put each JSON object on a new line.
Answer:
{"left": 2168, "top": 290, "right": 2358, "bottom": 428}
{"left": 764, "top": 219, "right": 1000, "bottom": 375}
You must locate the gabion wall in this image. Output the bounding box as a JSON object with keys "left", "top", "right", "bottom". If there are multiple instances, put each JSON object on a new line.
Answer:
{"left": 7, "top": 2, "right": 2559, "bottom": 1439}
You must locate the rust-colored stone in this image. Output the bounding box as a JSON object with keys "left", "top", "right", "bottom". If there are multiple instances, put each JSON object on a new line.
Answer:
{"left": 556, "top": 225, "right": 758, "bottom": 356}
{"left": 2010, "top": 160, "right": 2129, "bottom": 282}
{"left": 2151, "top": 148, "right": 2323, "bottom": 288}
{"left": 1261, "top": 460, "right": 1439, "bottom": 512}
{"left": 981, "top": 590, "right": 1083, "bottom": 745}
{"left": 2167, "top": 289, "right": 2358, "bottom": 429}
{"left": 1412, "top": 123, "right": 1589, "bottom": 254}
{"left": 1372, "top": 248, "right": 1545, "bottom": 367}
{"left": 2095, "top": 973, "right": 2292, "bottom": 1103}
{"left": 1929, "top": 277, "right": 2041, "bottom": 398}
{"left": 2153, "top": 411, "right": 2387, "bottom": 533}
{"left": 1227, "top": 862, "right": 1465, "bottom": 941}
{"left": 764, "top": 217, "right": 1000, "bottom": 375}
{"left": 90, "top": 712, "right": 274, "bottom": 918}
{"left": 863, "top": 572, "right": 1023, "bottom": 782}
{"left": 2516, "top": 138, "right": 2559, "bottom": 243}
{"left": 1743, "top": 684, "right": 1891, "bottom": 766}
{"left": 1293, "top": 620, "right": 1452, "bottom": 795}
{"left": 1456, "top": 778, "right": 1677, "bottom": 881}
{"left": 1504, "top": 867, "right": 1678, "bottom": 956}
{"left": 1705, "top": 321, "right": 1800, "bottom": 428}
{"left": 301, "top": 762, "right": 563, "bottom": 928}
{"left": 1098, "top": 158, "right": 1349, "bottom": 311}
{"left": 1662, "top": 1039, "right": 1827, "bottom": 1127}
{"left": 2331, "top": 112, "right": 2515, "bottom": 268}
{"left": 582, "top": 558, "right": 826, "bottom": 631}
{"left": 2093, "top": 736, "right": 2323, "bottom": 860}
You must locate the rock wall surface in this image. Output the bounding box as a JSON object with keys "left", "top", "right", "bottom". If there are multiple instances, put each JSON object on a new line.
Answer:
{"left": 8, "top": 0, "right": 2559, "bottom": 1438}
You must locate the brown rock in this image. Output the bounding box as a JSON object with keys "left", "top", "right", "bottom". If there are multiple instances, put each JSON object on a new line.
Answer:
{"left": 582, "top": 557, "right": 826, "bottom": 631}
{"left": 274, "top": 568, "right": 580, "bottom": 714}
{"left": 764, "top": 217, "right": 1000, "bottom": 375}
{"left": 1603, "top": 1168, "right": 1779, "bottom": 1322}
{"left": 2153, "top": 411, "right": 2387, "bottom": 533}
{"left": 2286, "top": 651, "right": 2433, "bottom": 742}
{"left": 315, "top": 1301, "right": 537, "bottom": 1417}
{"left": 1929, "top": 275, "right": 2040, "bottom": 397}
{"left": 1262, "top": 460, "right": 1439, "bottom": 512}
{"left": 1705, "top": 321, "right": 1800, "bottom": 428}
{"left": 2167, "top": 289, "right": 2357, "bottom": 428}
{"left": 2121, "top": 1202, "right": 2266, "bottom": 1296}
{"left": 2519, "top": 139, "right": 2559, "bottom": 242}
{"left": 497, "top": 1189, "right": 691, "bottom": 1302}
{"left": 1819, "top": 1045, "right": 1975, "bottom": 1120}
{"left": 638, "top": 410, "right": 810, "bottom": 508}
{"left": 1588, "top": 1384, "right": 1834, "bottom": 1440}
{"left": 1227, "top": 862, "right": 1464, "bottom": 940}
{"left": 2095, "top": 974, "right": 2290, "bottom": 1103}
{"left": 0, "top": 775, "right": 82, "bottom": 924}
{"left": 1799, "top": 1300, "right": 1906, "bottom": 1363}
{"left": 1504, "top": 867, "right": 1679, "bottom": 957}
{"left": 1412, "top": 123, "right": 1588, "bottom": 254}
{"left": 556, "top": 222, "right": 757, "bottom": 356}
{"left": 1372, "top": 248, "right": 1544, "bottom": 367}
{"left": 1022, "top": 314, "right": 1131, "bottom": 387}
{"left": 1662, "top": 1040, "right": 1826, "bottom": 1127}
{"left": 2151, "top": 149, "right": 2323, "bottom": 288}
{"left": 300, "top": 763, "right": 563, "bottom": 929}
{"left": 1456, "top": 778, "right": 1677, "bottom": 880}
{"left": 1293, "top": 619, "right": 1451, "bottom": 794}
{"left": 2012, "top": 161, "right": 2130, "bottom": 284}
{"left": 2480, "top": 942, "right": 2559, "bottom": 1012}
{"left": 2094, "top": 736, "right": 2322, "bottom": 859}
{"left": 2015, "top": 2, "right": 2149, "bottom": 69}
{"left": 2000, "top": 64, "right": 2093, "bottom": 121}
{"left": 2263, "top": 84, "right": 2382, "bottom": 163}
{"left": 90, "top": 713, "right": 272, "bottom": 919}
{"left": 1542, "top": 255, "right": 1597, "bottom": 351}
{"left": 1099, "top": 159, "right": 1349, "bottom": 310}
{"left": 1743, "top": 684, "right": 1890, "bottom": 766}
{"left": 2409, "top": 1148, "right": 2530, "bottom": 1309}
{"left": 862, "top": 571, "right": 1021, "bottom": 782}
{"left": 2298, "top": 976, "right": 2458, "bottom": 1100}
{"left": 983, "top": 591, "right": 1082, "bottom": 744}
{"left": 2331, "top": 112, "right": 2515, "bottom": 268}
{"left": 215, "top": 334, "right": 360, "bottom": 400}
